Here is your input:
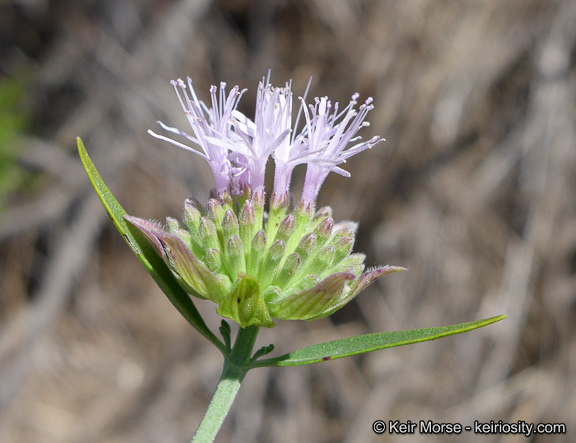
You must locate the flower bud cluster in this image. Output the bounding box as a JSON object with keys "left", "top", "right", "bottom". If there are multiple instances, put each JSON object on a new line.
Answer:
{"left": 126, "top": 189, "right": 402, "bottom": 328}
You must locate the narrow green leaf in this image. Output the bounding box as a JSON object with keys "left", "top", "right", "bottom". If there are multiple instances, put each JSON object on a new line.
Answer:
{"left": 250, "top": 315, "right": 506, "bottom": 368}
{"left": 251, "top": 344, "right": 275, "bottom": 362}
{"left": 219, "top": 320, "right": 232, "bottom": 351}
{"left": 77, "top": 137, "right": 225, "bottom": 353}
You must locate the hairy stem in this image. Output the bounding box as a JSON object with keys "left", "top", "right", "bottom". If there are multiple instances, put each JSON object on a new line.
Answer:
{"left": 192, "top": 326, "right": 260, "bottom": 442}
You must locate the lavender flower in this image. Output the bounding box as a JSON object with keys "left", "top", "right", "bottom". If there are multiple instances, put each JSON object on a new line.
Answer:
{"left": 298, "top": 94, "right": 383, "bottom": 208}
{"left": 128, "top": 74, "right": 403, "bottom": 328}
{"left": 148, "top": 78, "right": 246, "bottom": 194}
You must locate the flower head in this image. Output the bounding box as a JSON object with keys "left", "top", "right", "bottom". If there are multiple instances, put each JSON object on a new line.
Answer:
{"left": 129, "top": 74, "right": 403, "bottom": 328}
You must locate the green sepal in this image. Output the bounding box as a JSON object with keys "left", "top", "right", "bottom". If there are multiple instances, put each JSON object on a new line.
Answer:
{"left": 125, "top": 219, "right": 231, "bottom": 303}
{"left": 222, "top": 209, "right": 240, "bottom": 244}
{"left": 182, "top": 197, "right": 205, "bottom": 257}
{"left": 313, "top": 217, "right": 333, "bottom": 249}
{"left": 247, "top": 230, "right": 266, "bottom": 276}
{"left": 293, "top": 204, "right": 314, "bottom": 236}
{"left": 310, "top": 245, "right": 335, "bottom": 273}
{"left": 199, "top": 216, "right": 220, "bottom": 251}
{"left": 265, "top": 194, "right": 288, "bottom": 243}
{"left": 288, "top": 274, "right": 320, "bottom": 294}
{"left": 307, "top": 266, "right": 406, "bottom": 321}
{"left": 273, "top": 252, "right": 300, "bottom": 289}
{"left": 259, "top": 240, "right": 285, "bottom": 287}
{"left": 329, "top": 228, "right": 355, "bottom": 265}
{"left": 239, "top": 199, "right": 256, "bottom": 254}
{"left": 165, "top": 217, "right": 195, "bottom": 252}
{"left": 273, "top": 214, "right": 295, "bottom": 244}
{"left": 262, "top": 285, "right": 282, "bottom": 303}
{"left": 268, "top": 272, "right": 355, "bottom": 320}
{"left": 312, "top": 206, "right": 332, "bottom": 226}
{"left": 225, "top": 235, "right": 246, "bottom": 278}
{"left": 251, "top": 189, "right": 265, "bottom": 232}
{"left": 207, "top": 198, "right": 226, "bottom": 227}
{"left": 217, "top": 274, "right": 275, "bottom": 328}
{"left": 205, "top": 248, "right": 223, "bottom": 273}
{"left": 291, "top": 245, "right": 334, "bottom": 285}
{"left": 330, "top": 253, "right": 365, "bottom": 276}
{"left": 294, "top": 233, "right": 316, "bottom": 264}
{"left": 215, "top": 189, "right": 234, "bottom": 214}
{"left": 165, "top": 216, "right": 180, "bottom": 232}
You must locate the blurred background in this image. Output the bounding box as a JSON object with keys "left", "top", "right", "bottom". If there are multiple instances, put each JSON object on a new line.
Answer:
{"left": 1, "top": 0, "right": 575, "bottom": 441}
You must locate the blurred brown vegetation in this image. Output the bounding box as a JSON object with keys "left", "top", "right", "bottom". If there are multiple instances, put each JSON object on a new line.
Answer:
{"left": 1, "top": 0, "right": 575, "bottom": 441}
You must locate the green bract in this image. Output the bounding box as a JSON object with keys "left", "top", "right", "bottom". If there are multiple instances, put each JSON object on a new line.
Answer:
{"left": 126, "top": 189, "right": 404, "bottom": 328}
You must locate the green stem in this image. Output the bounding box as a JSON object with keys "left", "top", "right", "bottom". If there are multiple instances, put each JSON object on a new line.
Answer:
{"left": 192, "top": 326, "right": 260, "bottom": 443}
